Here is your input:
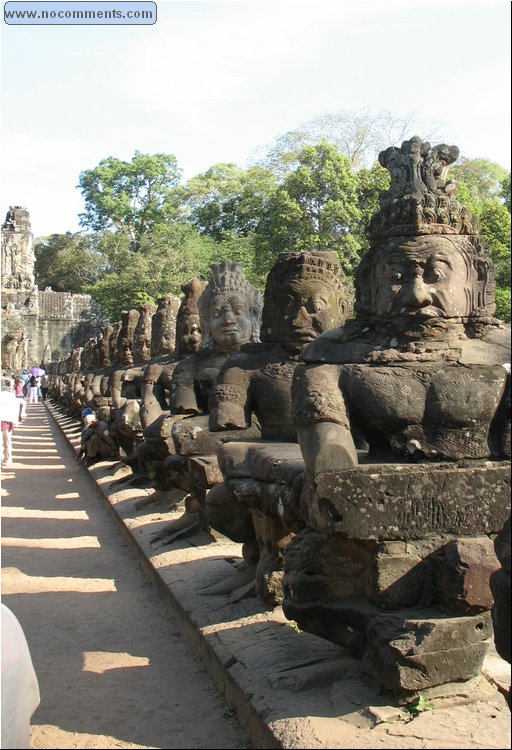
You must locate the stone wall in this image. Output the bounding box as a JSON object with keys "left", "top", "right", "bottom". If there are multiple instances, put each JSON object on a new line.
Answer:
{"left": 1, "top": 206, "right": 106, "bottom": 371}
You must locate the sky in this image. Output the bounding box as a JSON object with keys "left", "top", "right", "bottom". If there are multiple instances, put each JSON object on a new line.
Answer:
{"left": 1, "top": 0, "right": 511, "bottom": 238}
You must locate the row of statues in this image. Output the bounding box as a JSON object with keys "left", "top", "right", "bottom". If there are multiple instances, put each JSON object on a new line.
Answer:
{"left": 45, "top": 137, "right": 511, "bottom": 696}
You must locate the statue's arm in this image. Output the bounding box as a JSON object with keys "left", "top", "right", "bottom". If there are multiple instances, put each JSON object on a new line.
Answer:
{"left": 209, "top": 364, "right": 251, "bottom": 431}
{"left": 140, "top": 362, "right": 171, "bottom": 431}
{"left": 292, "top": 364, "right": 358, "bottom": 474}
{"left": 169, "top": 357, "right": 200, "bottom": 415}
{"left": 109, "top": 368, "right": 125, "bottom": 411}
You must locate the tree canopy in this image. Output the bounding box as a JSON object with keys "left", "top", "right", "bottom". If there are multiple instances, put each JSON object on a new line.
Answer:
{"left": 34, "top": 233, "right": 103, "bottom": 293}
{"left": 34, "top": 110, "right": 510, "bottom": 323}
{"left": 78, "top": 151, "right": 182, "bottom": 252}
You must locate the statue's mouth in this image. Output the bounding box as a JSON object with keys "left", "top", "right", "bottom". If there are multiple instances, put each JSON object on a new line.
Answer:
{"left": 397, "top": 306, "right": 444, "bottom": 319}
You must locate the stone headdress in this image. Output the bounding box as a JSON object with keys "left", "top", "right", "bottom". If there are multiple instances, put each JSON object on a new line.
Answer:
{"left": 151, "top": 295, "right": 181, "bottom": 358}
{"left": 198, "top": 260, "right": 263, "bottom": 350}
{"left": 261, "top": 251, "right": 353, "bottom": 341}
{"left": 358, "top": 136, "right": 496, "bottom": 319}
{"left": 175, "top": 278, "right": 206, "bottom": 356}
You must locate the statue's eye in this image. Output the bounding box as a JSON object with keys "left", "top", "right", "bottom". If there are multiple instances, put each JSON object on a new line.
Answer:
{"left": 309, "top": 297, "right": 327, "bottom": 313}
{"left": 431, "top": 267, "right": 446, "bottom": 281}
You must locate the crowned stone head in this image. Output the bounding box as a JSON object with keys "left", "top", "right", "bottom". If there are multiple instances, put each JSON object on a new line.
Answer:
{"left": 356, "top": 137, "right": 496, "bottom": 323}
{"left": 198, "top": 261, "right": 262, "bottom": 353}
{"left": 151, "top": 296, "right": 181, "bottom": 358}
{"left": 261, "top": 251, "right": 353, "bottom": 351}
{"left": 175, "top": 279, "right": 206, "bottom": 356}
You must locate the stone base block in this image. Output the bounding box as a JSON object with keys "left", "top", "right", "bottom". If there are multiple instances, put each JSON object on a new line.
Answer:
{"left": 306, "top": 460, "right": 510, "bottom": 540}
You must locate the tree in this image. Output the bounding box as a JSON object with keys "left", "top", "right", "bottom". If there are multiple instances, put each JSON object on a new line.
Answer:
{"left": 34, "top": 233, "right": 103, "bottom": 292}
{"left": 77, "top": 151, "right": 182, "bottom": 252}
{"left": 254, "top": 108, "right": 442, "bottom": 176}
{"left": 257, "top": 142, "right": 362, "bottom": 272}
{"left": 450, "top": 158, "right": 509, "bottom": 201}
{"left": 85, "top": 224, "right": 218, "bottom": 321}
{"left": 354, "top": 163, "right": 390, "bottom": 253}
{"left": 184, "top": 163, "right": 278, "bottom": 240}
{"left": 454, "top": 159, "right": 511, "bottom": 294}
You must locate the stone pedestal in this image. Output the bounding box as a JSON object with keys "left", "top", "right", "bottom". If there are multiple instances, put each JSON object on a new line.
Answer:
{"left": 282, "top": 460, "right": 510, "bottom": 693}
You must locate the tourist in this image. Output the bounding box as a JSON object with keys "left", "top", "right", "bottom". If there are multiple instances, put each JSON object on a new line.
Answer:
{"left": 1, "top": 603, "right": 41, "bottom": 748}
{"left": 28, "top": 374, "right": 39, "bottom": 404}
{"left": 14, "top": 376, "right": 27, "bottom": 421}
{"left": 77, "top": 410, "right": 117, "bottom": 468}
{"left": 39, "top": 374, "right": 49, "bottom": 402}
{"left": 1, "top": 381, "right": 20, "bottom": 467}
{"left": 20, "top": 370, "right": 30, "bottom": 397}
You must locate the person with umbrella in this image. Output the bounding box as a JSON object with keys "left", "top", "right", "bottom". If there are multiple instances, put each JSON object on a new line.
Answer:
{"left": 28, "top": 368, "right": 42, "bottom": 404}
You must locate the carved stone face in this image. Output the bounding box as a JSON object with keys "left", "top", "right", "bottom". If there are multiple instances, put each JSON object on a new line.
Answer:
{"left": 178, "top": 313, "right": 201, "bottom": 354}
{"left": 372, "top": 236, "right": 470, "bottom": 319}
{"left": 273, "top": 279, "right": 343, "bottom": 350}
{"left": 209, "top": 294, "right": 253, "bottom": 351}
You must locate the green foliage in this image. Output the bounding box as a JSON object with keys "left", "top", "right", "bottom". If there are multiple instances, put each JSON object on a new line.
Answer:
{"left": 34, "top": 233, "right": 103, "bottom": 292}
{"left": 63, "top": 129, "right": 509, "bottom": 326}
{"left": 454, "top": 160, "right": 511, "bottom": 290}
{"left": 84, "top": 224, "right": 218, "bottom": 321}
{"left": 478, "top": 198, "right": 511, "bottom": 287}
{"left": 495, "top": 288, "right": 511, "bottom": 322}
{"left": 354, "top": 163, "right": 390, "bottom": 255}
{"left": 78, "top": 151, "right": 182, "bottom": 251}
{"left": 184, "top": 163, "right": 278, "bottom": 240}
{"left": 450, "top": 158, "right": 509, "bottom": 201}
{"left": 404, "top": 694, "right": 434, "bottom": 718}
{"left": 258, "top": 142, "right": 363, "bottom": 273}
{"left": 501, "top": 174, "right": 511, "bottom": 212}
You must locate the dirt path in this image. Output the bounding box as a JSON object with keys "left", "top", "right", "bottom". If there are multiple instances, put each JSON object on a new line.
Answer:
{"left": 1, "top": 402, "right": 252, "bottom": 749}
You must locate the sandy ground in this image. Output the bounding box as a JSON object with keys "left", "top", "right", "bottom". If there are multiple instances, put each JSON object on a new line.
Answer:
{"left": 1, "top": 402, "right": 252, "bottom": 749}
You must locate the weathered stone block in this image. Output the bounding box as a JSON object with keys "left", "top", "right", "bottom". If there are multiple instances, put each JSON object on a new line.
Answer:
{"left": 362, "top": 612, "right": 492, "bottom": 692}
{"left": 309, "top": 461, "right": 510, "bottom": 540}
{"left": 432, "top": 537, "right": 500, "bottom": 614}
{"left": 491, "top": 516, "right": 511, "bottom": 665}
{"left": 366, "top": 552, "right": 426, "bottom": 608}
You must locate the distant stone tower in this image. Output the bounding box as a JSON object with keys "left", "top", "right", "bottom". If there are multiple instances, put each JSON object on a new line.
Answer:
{"left": 1, "top": 206, "right": 35, "bottom": 291}
{"left": 1, "top": 206, "right": 106, "bottom": 371}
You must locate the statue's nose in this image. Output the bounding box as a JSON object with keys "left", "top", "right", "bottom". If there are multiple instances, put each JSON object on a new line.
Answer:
{"left": 291, "top": 305, "right": 310, "bottom": 327}
{"left": 401, "top": 275, "right": 432, "bottom": 308}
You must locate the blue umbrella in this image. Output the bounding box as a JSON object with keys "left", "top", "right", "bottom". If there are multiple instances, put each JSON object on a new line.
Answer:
{"left": 29, "top": 367, "right": 45, "bottom": 377}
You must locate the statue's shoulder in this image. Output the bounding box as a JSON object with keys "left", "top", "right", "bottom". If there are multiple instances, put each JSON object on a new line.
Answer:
{"left": 460, "top": 322, "right": 511, "bottom": 366}
{"left": 173, "top": 353, "right": 199, "bottom": 375}
{"left": 301, "top": 323, "right": 370, "bottom": 364}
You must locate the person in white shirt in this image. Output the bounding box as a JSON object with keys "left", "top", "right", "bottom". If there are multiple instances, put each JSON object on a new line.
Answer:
{"left": 0, "top": 383, "right": 20, "bottom": 467}
{"left": 1, "top": 603, "right": 41, "bottom": 748}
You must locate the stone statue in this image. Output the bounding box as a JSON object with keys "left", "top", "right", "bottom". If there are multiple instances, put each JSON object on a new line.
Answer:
{"left": 2, "top": 327, "right": 25, "bottom": 371}
{"left": 109, "top": 308, "right": 143, "bottom": 458}
{"left": 1, "top": 207, "right": 35, "bottom": 291}
{"left": 283, "top": 137, "right": 511, "bottom": 693}
{"left": 145, "top": 260, "right": 262, "bottom": 511}
{"left": 113, "top": 288, "right": 199, "bottom": 487}
{"left": 150, "top": 296, "right": 181, "bottom": 360}
{"left": 137, "top": 281, "right": 205, "bottom": 467}
{"left": 132, "top": 302, "right": 157, "bottom": 364}
{"left": 197, "top": 251, "right": 353, "bottom": 601}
